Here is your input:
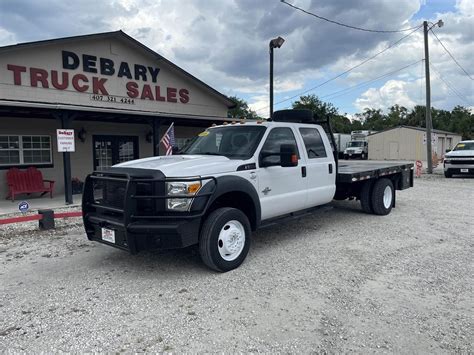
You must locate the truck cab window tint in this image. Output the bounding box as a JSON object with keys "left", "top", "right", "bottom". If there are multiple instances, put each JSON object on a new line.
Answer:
{"left": 260, "top": 127, "right": 299, "bottom": 166}
{"left": 299, "top": 128, "right": 327, "bottom": 158}
{"left": 180, "top": 126, "right": 266, "bottom": 159}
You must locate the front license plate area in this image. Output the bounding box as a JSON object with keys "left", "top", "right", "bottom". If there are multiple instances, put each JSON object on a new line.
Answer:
{"left": 460, "top": 168, "right": 468, "bottom": 173}
{"left": 101, "top": 228, "right": 116, "bottom": 243}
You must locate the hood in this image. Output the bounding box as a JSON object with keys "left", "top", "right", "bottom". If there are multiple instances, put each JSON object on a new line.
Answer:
{"left": 445, "top": 150, "right": 474, "bottom": 157}
{"left": 114, "top": 155, "right": 246, "bottom": 177}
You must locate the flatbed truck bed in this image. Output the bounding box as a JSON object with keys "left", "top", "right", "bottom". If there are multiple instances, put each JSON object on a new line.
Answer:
{"left": 336, "top": 161, "right": 414, "bottom": 184}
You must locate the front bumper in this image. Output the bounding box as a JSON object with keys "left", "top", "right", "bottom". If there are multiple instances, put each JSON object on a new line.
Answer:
{"left": 344, "top": 151, "right": 364, "bottom": 158}
{"left": 82, "top": 168, "right": 216, "bottom": 253}
{"left": 444, "top": 161, "right": 474, "bottom": 175}
{"left": 85, "top": 213, "right": 201, "bottom": 252}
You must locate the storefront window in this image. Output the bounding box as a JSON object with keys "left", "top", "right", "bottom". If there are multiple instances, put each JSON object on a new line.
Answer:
{"left": 0, "top": 135, "right": 52, "bottom": 166}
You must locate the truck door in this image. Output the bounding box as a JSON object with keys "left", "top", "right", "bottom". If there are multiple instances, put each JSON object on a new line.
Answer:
{"left": 298, "top": 127, "right": 336, "bottom": 208}
{"left": 257, "top": 127, "right": 307, "bottom": 220}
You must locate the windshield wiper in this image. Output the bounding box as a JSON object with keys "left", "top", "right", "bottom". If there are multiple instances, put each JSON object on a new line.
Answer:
{"left": 200, "top": 152, "right": 224, "bottom": 156}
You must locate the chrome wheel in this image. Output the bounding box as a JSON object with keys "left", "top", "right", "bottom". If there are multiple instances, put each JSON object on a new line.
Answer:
{"left": 383, "top": 185, "right": 392, "bottom": 209}
{"left": 218, "top": 220, "right": 245, "bottom": 261}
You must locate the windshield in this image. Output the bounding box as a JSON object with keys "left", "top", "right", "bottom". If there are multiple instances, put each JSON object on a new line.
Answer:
{"left": 453, "top": 142, "right": 474, "bottom": 151}
{"left": 180, "top": 126, "right": 267, "bottom": 159}
{"left": 348, "top": 141, "right": 365, "bottom": 147}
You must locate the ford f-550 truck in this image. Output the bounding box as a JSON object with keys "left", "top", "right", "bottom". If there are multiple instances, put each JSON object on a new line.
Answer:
{"left": 82, "top": 110, "right": 413, "bottom": 272}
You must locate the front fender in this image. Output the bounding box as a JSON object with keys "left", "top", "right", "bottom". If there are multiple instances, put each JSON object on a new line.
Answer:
{"left": 192, "top": 175, "right": 261, "bottom": 229}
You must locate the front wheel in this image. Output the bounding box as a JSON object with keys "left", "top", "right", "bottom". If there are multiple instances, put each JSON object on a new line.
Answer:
{"left": 199, "top": 207, "right": 251, "bottom": 272}
{"left": 444, "top": 171, "right": 452, "bottom": 178}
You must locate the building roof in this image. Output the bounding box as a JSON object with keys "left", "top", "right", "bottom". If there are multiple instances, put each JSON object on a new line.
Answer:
{"left": 369, "top": 125, "right": 461, "bottom": 136}
{"left": 0, "top": 30, "right": 235, "bottom": 109}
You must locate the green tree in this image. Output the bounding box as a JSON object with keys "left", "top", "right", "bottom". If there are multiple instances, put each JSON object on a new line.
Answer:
{"left": 227, "top": 96, "right": 260, "bottom": 120}
{"left": 292, "top": 94, "right": 355, "bottom": 133}
{"left": 292, "top": 94, "right": 338, "bottom": 118}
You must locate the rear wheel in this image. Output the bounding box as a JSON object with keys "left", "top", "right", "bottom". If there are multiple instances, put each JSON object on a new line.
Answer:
{"left": 370, "top": 178, "right": 394, "bottom": 216}
{"left": 360, "top": 180, "right": 374, "bottom": 214}
{"left": 199, "top": 207, "right": 251, "bottom": 272}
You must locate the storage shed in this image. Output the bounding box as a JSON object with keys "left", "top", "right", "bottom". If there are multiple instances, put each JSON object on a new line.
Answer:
{"left": 368, "top": 126, "right": 462, "bottom": 161}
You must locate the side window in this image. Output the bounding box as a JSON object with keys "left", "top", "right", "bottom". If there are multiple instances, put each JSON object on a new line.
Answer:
{"left": 299, "top": 128, "right": 327, "bottom": 158}
{"left": 260, "top": 127, "right": 299, "bottom": 166}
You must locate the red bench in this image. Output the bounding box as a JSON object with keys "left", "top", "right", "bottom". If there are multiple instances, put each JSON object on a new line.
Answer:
{"left": 6, "top": 167, "right": 55, "bottom": 202}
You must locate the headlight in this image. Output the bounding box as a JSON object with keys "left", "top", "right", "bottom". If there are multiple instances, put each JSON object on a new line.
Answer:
{"left": 444, "top": 159, "right": 451, "bottom": 163}
{"left": 166, "top": 181, "right": 201, "bottom": 211}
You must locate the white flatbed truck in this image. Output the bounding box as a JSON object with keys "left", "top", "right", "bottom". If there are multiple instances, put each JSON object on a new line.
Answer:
{"left": 82, "top": 110, "right": 414, "bottom": 272}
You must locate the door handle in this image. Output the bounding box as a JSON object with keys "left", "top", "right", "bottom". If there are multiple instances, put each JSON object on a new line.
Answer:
{"left": 328, "top": 163, "right": 333, "bottom": 174}
{"left": 301, "top": 166, "right": 307, "bottom": 177}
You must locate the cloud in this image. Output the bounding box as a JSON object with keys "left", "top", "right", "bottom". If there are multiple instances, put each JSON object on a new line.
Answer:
{"left": 0, "top": 0, "right": 470, "bottom": 114}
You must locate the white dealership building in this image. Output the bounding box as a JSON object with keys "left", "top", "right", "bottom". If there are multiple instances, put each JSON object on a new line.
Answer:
{"left": 0, "top": 31, "right": 234, "bottom": 203}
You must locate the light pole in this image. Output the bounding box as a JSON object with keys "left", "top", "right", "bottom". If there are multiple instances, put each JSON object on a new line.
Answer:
{"left": 423, "top": 19, "right": 443, "bottom": 174}
{"left": 269, "top": 36, "right": 285, "bottom": 119}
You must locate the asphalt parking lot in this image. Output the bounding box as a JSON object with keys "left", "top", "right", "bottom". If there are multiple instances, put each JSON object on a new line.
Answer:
{"left": 1, "top": 173, "right": 473, "bottom": 353}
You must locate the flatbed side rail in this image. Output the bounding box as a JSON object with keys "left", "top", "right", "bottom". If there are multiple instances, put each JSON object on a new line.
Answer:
{"left": 336, "top": 163, "right": 414, "bottom": 186}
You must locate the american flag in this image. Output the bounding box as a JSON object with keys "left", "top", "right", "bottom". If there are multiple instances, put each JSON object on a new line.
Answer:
{"left": 160, "top": 123, "right": 175, "bottom": 155}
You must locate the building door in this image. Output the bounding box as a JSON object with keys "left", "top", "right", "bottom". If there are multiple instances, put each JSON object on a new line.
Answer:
{"left": 389, "top": 142, "right": 399, "bottom": 160}
{"left": 93, "top": 135, "right": 139, "bottom": 170}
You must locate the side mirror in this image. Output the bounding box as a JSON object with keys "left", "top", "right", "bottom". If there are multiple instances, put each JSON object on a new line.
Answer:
{"left": 445, "top": 149, "right": 451, "bottom": 153}
{"left": 280, "top": 144, "right": 298, "bottom": 167}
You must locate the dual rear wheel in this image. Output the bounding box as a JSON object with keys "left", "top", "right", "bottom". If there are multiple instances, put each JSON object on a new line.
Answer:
{"left": 360, "top": 178, "right": 394, "bottom": 215}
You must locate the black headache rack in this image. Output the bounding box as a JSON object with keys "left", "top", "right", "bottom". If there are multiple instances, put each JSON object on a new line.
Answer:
{"left": 82, "top": 167, "right": 217, "bottom": 253}
{"left": 272, "top": 109, "right": 339, "bottom": 170}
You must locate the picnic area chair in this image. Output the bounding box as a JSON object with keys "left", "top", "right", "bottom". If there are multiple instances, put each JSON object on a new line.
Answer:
{"left": 6, "top": 167, "right": 55, "bottom": 202}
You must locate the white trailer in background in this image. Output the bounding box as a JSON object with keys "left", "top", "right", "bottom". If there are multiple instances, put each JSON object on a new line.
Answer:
{"left": 333, "top": 133, "right": 351, "bottom": 158}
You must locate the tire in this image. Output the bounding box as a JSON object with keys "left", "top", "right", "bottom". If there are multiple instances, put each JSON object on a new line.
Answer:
{"left": 444, "top": 171, "right": 452, "bottom": 178}
{"left": 360, "top": 180, "right": 374, "bottom": 214}
{"left": 370, "top": 178, "right": 394, "bottom": 216}
{"left": 361, "top": 153, "right": 366, "bottom": 160}
{"left": 344, "top": 155, "right": 348, "bottom": 160}
{"left": 199, "top": 207, "right": 251, "bottom": 272}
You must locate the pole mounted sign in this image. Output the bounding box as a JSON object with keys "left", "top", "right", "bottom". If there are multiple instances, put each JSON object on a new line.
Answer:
{"left": 57, "top": 129, "right": 75, "bottom": 152}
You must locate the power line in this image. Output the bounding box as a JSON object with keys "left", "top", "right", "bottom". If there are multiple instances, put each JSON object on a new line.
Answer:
{"left": 254, "top": 24, "right": 423, "bottom": 113}
{"left": 430, "top": 28, "right": 473, "bottom": 80}
{"left": 281, "top": 0, "right": 420, "bottom": 33}
{"left": 429, "top": 61, "right": 472, "bottom": 105}
{"left": 319, "top": 60, "right": 423, "bottom": 101}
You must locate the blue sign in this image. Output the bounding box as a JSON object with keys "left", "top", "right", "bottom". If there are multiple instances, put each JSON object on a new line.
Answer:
{"left": 18, "top": 201, "right": 29, "bottom": 213}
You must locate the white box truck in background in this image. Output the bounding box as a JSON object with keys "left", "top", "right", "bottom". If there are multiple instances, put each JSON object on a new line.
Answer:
{"left": 344, "top": 130, "right": 377, "bottom": 160}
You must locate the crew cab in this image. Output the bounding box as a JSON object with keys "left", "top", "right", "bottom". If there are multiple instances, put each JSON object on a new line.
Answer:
{"left": 82, "top": 110, "right": 413, "bottom": 272}
{"left": 444, "top": 140, "right": 474, "bottom": 178}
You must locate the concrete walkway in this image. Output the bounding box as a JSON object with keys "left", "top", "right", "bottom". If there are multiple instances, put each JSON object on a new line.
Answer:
{"left": 0, "top": 194, "right": 82, "bottom": 216}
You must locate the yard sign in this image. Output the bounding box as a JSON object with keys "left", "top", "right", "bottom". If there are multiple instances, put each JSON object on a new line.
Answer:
{"left": 56, "top": 129, "right": 75, "bottom": 152}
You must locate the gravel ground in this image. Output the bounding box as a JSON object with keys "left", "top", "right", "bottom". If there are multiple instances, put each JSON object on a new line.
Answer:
{"left": 1, "top": 174, "right": 473, "bottom": 353}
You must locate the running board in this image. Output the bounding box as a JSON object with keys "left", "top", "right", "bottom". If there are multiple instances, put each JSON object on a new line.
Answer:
{"left": 259, "top": 205, "right": 333, "bottom": 229}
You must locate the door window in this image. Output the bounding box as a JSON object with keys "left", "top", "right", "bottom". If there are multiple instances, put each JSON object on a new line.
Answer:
{"left": 260, "top": 127, "right": 299, "bottom": 166}
{"left": 299, "top": 128, "right": 327, "bottom": 158}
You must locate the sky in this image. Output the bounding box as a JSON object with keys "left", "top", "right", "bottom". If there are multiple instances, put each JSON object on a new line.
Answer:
{"left": 0, "top": 0, "right": 472, "bottom": 118}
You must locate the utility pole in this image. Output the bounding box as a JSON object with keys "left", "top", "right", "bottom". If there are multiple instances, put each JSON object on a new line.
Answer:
{"left": 423, "top": 20, "right": 433, "bottom": 174}
{"left": 269, "top": 44, "right": 274, "bottom": 120}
